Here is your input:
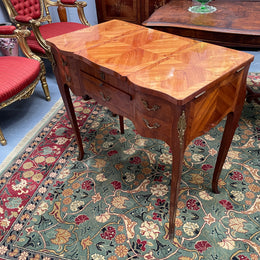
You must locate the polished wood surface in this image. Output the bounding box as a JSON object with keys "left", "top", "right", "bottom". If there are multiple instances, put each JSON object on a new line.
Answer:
{"left": 143, "top": 0, "right": 260, "bottom": 48}
{"left": 47, "top": 20, "right": 254, "bottom": 240}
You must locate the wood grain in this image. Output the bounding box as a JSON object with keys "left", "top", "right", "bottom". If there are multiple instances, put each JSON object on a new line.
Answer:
{"left": 48, "top": 20, "right": 253, "bottom": 103}
{"left": 143, "top": 0, "right": 260, "bottom": 48}
{"left": 95, "top": 0, "right": 170, "bottom": 24}
{"left": 47, "top": 20, "right": 254, "bottom": 240}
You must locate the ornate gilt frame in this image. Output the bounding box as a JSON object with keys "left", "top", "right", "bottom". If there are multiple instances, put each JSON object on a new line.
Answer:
{"left": 0, "top": 27, "right": 50, "bottom": 145}
{"left": 2, "top": 0, "right": 90, "bottom": 63}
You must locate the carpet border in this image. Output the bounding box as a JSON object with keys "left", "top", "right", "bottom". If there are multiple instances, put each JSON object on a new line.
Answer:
{"left": 0, "top": 97, "right": 63, "bottom": 173}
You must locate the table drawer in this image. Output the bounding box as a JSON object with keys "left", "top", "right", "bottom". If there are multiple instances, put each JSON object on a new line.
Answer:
{"left": 134, "top": 113, "right": 172, "bottom": 144}
{"left": 79, "top": 61, "right": 127, "bottom": 92}
{"left": 80, "top": 72, "right": 132, "bottom": 116}
{"left": 135, "top": 93, "right": 173, "bottom": 122}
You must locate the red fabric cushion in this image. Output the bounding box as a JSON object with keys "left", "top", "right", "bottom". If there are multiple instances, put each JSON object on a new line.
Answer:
{"left": 0, "top": 56, "right": 40, "bottom": 103}
{"left": 27, "top": 22, "right": 88, "bottom": 54}
{"left": 10, "top": 0, "right": 41, "bottom": 19}
{"left": 0, "top": 26, "right": 16, "bottom": 35}
{"left": 61, "top": 0, "right": 76, "bottom": 4}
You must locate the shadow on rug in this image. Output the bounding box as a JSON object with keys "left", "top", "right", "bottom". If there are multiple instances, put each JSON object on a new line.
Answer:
{"left": 0, "top": 75, "right": 259, "bottom": 260}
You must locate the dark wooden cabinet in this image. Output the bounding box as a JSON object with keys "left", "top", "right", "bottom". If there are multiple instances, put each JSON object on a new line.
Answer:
{"left": 95, "top": 0, "right": 170, "bottom": 24}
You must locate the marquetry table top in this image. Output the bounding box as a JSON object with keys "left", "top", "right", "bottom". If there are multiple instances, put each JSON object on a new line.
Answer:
{"left": 47, "top": 20, "right": 253, "bottom": 104}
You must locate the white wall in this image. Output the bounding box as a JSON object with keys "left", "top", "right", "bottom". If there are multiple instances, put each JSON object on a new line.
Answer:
{"left": 0, "top": 0, "right": 98, "bottom": 25}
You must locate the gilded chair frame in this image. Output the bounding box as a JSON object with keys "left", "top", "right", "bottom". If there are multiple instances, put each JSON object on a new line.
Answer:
{"left": 0, "top": 27, "right": 50, "bottom": 145}
{"left": 0, "top": 70, "right": 41, "bottom": 146}
{"left": 2, "top": 0, "right": 90, "bottom": 63}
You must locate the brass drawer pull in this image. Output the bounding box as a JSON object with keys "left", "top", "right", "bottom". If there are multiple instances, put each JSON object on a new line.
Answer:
{"left": 99, "top": 71, "right": 105, "bottom": 80}
{"left": 66, "top": 74, "right": 71, "bottom": 82}
{"left": 195, "top": 91, "right": 205, "bottom": 99}
{"left": 236, "top": 66, "right": 244, "bottom": 73}
{"left": 143, "top": 119, "right": 160, "bottom": 129}
{"left": 62, "top": 59, "right": 67, "bottom": 67}
{"left": 141, "top": 99, "right": 160, "bottom": 111}
{"left": 100, "top": 91, "right": 111, "bottom": 101}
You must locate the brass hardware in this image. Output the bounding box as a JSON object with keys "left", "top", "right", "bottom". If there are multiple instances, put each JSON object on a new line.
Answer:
{"left": 99, "top": 71, "right": 105, "bottom": 80}
{"left": 62, "top": 58, "right": 67, "bottom": 66}
{"left": 195, "top": 91, "right": 206, "bottom": 99}
{"left": 143, "top": 119, "right": 160, "bottom": 129}
{"left": 66, "top": 75, "right": 71, "bottom": 82}
{"left": 99, "top": 91, "right": 111, "bottom": 101}
{"left": 0, "top": 128, "right": 7, "bottom": 146}
{"left": 141, "top": 99, "right": 160, "bottom": 111}
{"left": 236, "top": 66, "right": 245, "bottom": 73}
{"left": 177, "top": 111, "right": 186, "bottom": 147}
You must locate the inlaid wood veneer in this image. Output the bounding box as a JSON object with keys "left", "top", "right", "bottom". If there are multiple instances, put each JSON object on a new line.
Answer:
{"left": 47, "top": 20, "right": 254, "bottom": 239}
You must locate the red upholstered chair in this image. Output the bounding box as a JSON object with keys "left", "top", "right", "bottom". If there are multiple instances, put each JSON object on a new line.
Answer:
{"left": 2, "top": 0, "right": 90, "bottom": 63}
{"left": 0, "top": 25, "right": 50, "bottom": 146}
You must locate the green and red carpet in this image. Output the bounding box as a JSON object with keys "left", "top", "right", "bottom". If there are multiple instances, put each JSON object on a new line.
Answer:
{"left": 0, "top": 74, "right": 259, "bottom": 260}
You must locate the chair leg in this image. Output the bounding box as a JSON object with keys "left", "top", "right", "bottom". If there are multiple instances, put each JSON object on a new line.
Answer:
{"left": 246, "top": 86, "right": 260, "bottom": 104}
{"left": 119, "top": 115, "right": 124, "bottom": 134}
{"left": 83, "top": 95, "right": 91, "bottom": 100}
{"left": 0, "top": 127, "right": 7, "bottom": 146}
{"left": 40, "top": 61, "right": 51, "bottom": 101}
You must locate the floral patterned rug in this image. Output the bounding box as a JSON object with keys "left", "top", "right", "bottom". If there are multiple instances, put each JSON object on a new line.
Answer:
{"left": 0, "top": 74, "right": 259, "bottom": 260}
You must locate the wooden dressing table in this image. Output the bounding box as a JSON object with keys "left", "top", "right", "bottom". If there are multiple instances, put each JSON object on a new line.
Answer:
{"left": 46, "top": 20, "right": 254, "bottom": 240}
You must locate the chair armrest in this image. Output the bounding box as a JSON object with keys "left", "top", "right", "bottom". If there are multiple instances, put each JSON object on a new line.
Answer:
{"left": 0, "top": 26, "right": 17, "bottom": 55}
{"left": 8, "top": 14, "right": 51, "bottom": 56}
{"left": 12, "top": 16, "right": 51, "bottom": 55}
{"left": 15, "top": 15, "right": 33, "bottom": 23}
{"left": 46, "top": 0, "right": 90, "bottom": 25}
{"left": 47, "top": 0, "right": 85, "bottom": 8}
{"left": 0, "top": 26, "right": 41, "bottom": 62}
{"left": 61, "top": 0, "right": 77, "bottom": 4}
{"left": 0, "top": 25, "right": 16, "bottom": 35}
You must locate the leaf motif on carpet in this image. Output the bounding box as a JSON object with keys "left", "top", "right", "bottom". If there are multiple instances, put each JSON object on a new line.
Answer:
{"left": 0, "top": 76, "right": 259, "bottom": 260}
